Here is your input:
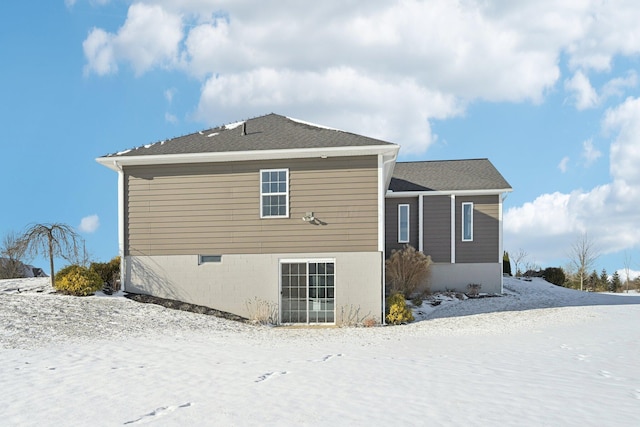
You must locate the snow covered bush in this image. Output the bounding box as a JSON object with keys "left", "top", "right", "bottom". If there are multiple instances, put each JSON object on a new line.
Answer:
{"left": 385, "top": 245, "right": 431, "bottom": 297}
{"left": 55, "top": 265, "right": 103, "bottom": 296}
{"left": 386, "top": 292, "right": 414, "bottom": 325}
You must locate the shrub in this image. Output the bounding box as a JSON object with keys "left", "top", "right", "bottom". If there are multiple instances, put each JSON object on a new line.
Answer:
{"left": 503, "top": 251, "right": 512, "bottom": 276}
{"left": 245, "top": 297, "right": 278, "bottom": 325}
{"left": 386, "top": 292, "right": 414, "bottom": 325}
{"left": 543, "top": 267, "right": 566, "bottom": 286}
{"left": 467, "top": 283, "right": 482, "bottom": 297}
{"left": 90, "top": 256, "right": 121, "bottom": 286}
{"left": 385, "top": 245, "right": 432, "bottom": 297}
{"left": 55, "top": 265, "right": 103, "bottom": 296}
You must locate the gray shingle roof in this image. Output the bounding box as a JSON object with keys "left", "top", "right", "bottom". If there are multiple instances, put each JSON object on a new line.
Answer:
{"left": 104, "top": 113, "right": 394, "bottom": 157}
{"left": 390, "top": 159, "right": 512, "bottom": 192}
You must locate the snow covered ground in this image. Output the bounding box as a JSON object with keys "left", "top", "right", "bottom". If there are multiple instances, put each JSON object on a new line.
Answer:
{"left": 1, "top": 277, "right": 639, "bottom": 426}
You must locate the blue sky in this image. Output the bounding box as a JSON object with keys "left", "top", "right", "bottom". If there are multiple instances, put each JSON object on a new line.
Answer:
{"left": 2, "top": 1, "right": 640, "bottom": 279}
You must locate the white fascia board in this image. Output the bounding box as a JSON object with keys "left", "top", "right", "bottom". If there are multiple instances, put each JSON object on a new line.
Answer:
{"left": 96, "top": 144, "right": 400, "bottom": 172}
{"left": 386, "top": 188, "right": 513, "bottom": 198}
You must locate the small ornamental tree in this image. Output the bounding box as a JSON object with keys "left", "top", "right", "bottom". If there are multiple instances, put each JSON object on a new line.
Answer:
{"left": 22, "top": 223, "right": 80, "bottom": 288}
{"left": 385, "top": 245, "right": 432, "bottom": 297}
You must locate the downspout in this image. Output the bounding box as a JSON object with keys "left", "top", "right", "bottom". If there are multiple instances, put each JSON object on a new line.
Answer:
{"left": 379, "top": 152, "right": 397, "bottom": 325}
{"left": 418, "top": 194, "right": 424, "bottom": 252}
{"left": 499, "top": 192, "right": 507, "bottom": 293}
{"left": 114, "top": 160, "right": 126, "bottom": 293}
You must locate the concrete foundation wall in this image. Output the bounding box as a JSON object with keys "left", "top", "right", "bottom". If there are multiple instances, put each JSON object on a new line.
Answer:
{"left": 124, "top": 252, "right": 382, "bottom": 325}
{"left": 427, "top": 263, "right": 503, "bottom": 294}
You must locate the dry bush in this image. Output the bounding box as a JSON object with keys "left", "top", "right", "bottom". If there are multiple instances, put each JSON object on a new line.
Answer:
{"left": 385, "top": 245, "right": 432, "bottom": 297}
{"left": 245, "top": 297, "right": 278, "bottom": 325}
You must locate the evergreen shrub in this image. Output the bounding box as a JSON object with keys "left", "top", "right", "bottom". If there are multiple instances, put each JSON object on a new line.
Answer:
{"left": 543, "top": 267, "right": 566, "bottom": 286}
{"left": 55, "top": 265, "right": 103, "bottom": 296}
{"left": 386, "top": 292, "right": 414, "bottom": 325}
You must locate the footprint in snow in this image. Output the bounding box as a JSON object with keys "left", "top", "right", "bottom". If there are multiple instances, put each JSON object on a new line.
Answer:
{"left": 599, "top": 370, "right": 611, "bottom": 378}
{"left": 255, "top": 371, "right": 288, "bottom": 383}
{"left": 575, "top": 354, "right": 590, "bottom": 361}
{"left": 124, "top": 402, "right": 192, "bottom": 424}
{"left": 312, "top": 354, "right": 344, "bottom": 363}
{"left": 632, "top": 390, "right": 640, "bottom": 400}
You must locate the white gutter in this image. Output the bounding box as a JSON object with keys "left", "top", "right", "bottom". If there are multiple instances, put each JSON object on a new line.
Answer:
{"left": 96, "top": 145, "right": 400, "bottom": 172}
{"left": 387, "top": 188, "right": 513, "bottom": 198}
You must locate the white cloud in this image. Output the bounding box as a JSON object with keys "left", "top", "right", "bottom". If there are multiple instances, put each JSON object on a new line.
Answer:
{"left": 565, "top": 70, "right": 598, "bottom": 110}
{"left": 558, "top": 156, "right": 570, "bottom": 173}
{"left": 65, "top": 0, "right": 77, "bottom": 7}
{"left": 83, "top": 3, "right": 182, "bottom": 76}
{"left": 165, "top": 112, "right": 178, "bottom": 123}
{"left": 164, "top": 88, "right": 176, "bottom": 103}
{"left": 505, "top": 96, "right": 640, "bottom": 266}
{"left": 79, "top": 215, "right": 100, "bottom": 234}
{"left": 581, "top": 139, "right": 601, "bottom": 167}
{"left": 195, "top": 67, "right": 461, "bottom": 153}
{"left": 602, "top": 70, "right": 638, "bottom": 100}
{"left": 83, "top": 28, "right": 117, "bottom": 76}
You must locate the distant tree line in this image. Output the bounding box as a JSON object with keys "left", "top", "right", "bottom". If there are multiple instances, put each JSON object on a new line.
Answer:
{"left": 504, "top": 232, "right": 639, "bottom": 293}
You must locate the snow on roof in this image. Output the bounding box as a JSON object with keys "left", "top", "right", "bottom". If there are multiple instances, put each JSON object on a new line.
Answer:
{"left": 287, "top": 116, "right": 341, "bottom": 131}
{"left": 224, "top": 121, "right": 245, "bottom": 130}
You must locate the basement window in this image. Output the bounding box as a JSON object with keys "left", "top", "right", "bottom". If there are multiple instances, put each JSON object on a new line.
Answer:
{"left": 199, "top": 255, "right": 222, "bottom": 264}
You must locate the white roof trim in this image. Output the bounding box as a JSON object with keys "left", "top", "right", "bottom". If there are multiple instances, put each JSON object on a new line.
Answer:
{"left": 386, "top": 188, "right": 513, "bottom": 197}
{"left": 97, "top": 144, "right": 400, "bottom": 172}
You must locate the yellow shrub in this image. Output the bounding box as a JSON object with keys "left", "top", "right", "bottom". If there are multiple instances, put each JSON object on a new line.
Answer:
{"left": 386, "top": 292, "right": 414, "bottom": 325}
{"left": 55, "top": 265, "right": 103, "bottom": 296}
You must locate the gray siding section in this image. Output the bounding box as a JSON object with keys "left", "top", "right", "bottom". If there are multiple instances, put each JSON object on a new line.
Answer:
{"left": 125, "top": 156, "right": 379, "bottom": 256}
{"left": 384, "top": 197, "right": 419, "bottom": 255}
{"left": 423, "top": 196, "right": 451, "bottom": 263}
{"left": 455, "top": 195, "right": 499, "bottom": 263}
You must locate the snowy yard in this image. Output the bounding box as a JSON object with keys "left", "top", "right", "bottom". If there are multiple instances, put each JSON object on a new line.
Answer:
{"left": 1, "top": 277, "right": 639, "bottom": 426}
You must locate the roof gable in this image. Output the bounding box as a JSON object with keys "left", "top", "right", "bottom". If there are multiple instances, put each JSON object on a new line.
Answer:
{"left": 389, "top": 159, "right": 512, "bottom": 192}
{"left": 103, "top": 113, "right": 394, "bottom": 158}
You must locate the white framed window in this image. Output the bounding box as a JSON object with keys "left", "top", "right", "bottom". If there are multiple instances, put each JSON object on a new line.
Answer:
{"left": 260, "top": 169, "right": 289, "bottom": 218}
{"left": 462, "top": 202, "right": 473, "bottom": 241}
{"left": 398, "top": 204, "right": 410, "bottom": 243}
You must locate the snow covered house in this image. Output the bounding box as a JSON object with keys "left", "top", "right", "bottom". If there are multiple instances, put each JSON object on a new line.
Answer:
{"left": 97, "top": 113, "right": 511, "bottom": 325}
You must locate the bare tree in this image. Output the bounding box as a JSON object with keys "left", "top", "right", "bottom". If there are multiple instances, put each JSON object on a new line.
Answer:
{"left": 0, "top": 231, "right": 29, "bottom": 279}
{"left": 22, "top": 223, "right": 80, "bottom": 287}
{"left": 623, "top": 251, "right": 632, "bottom": 293}
{"left": 512, "top": 248, "right": 528, "bottom": 277}
{"left": 569, "top": 232, "right": 599, "bottom": 292}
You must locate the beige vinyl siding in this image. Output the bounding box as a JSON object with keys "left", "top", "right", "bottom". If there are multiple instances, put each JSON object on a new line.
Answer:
{"left": 384, "top": 197, "right": 419, "bottom": 256}
{"left": 423, "top": 196, "right": 451, "bottom": 263}
{"left": 455, "top": 195, "right": 499, "bottom": 263}
{"left": 125, "top": 156, "right": 379, "bottom": 256}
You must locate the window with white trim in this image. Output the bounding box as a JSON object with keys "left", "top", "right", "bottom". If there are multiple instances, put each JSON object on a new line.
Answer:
{"left": 462, "top": 202, "right": 473, "bottom": 241}
{"left": 398, "top": 204, "right": 410, "bottom": 243}
{"left": 260, "top": 169, "right": 289, "bottom": 218}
